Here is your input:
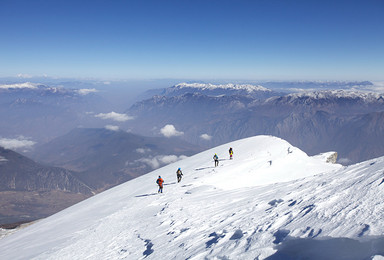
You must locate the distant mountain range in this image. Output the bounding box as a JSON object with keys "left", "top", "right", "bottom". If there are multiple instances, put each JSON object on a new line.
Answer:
{"left": 259, "top": 80, "right": 374, "bottom": 91}
{"left": 136, "top": 81, "right": 374, "bottom": 100}
{"left": 126, "top": 84, "right": 384, "bottom": 164}
{"left": 0, "top": 83, "right": 112, "bottom": 144}
{"left": 137, "top": 82, "right": 282, "bottom": 100}
{"left": 158, "top": 82, "right": 279, "bottom": 98}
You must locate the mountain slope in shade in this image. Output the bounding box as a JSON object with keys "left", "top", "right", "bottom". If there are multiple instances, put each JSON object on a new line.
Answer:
{"left": 0, "top": 147, "right": 93, "bottom": 225}
{"left": 0, "top": 136, "right": 383, "bottom": 259}
{"left": 0, "top": 146, "right": 92, "bottom": 194}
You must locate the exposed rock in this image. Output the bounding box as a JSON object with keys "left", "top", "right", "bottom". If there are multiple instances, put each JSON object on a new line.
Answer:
{"left": 326, "top": 152, "right": 338, "bottom": 164}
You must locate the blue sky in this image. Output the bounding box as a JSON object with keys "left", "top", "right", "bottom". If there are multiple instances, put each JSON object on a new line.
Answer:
{"left": 0, "top": 0, "right": 383, "bottom": 81}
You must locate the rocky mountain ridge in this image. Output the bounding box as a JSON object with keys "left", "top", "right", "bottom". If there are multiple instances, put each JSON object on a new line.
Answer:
{"left": 137, "top": 82, "right": 282, "bottom": 100}
{"left": 0, "top": 146, "right": 94, "bottom": 225}
{"left": 126, "top": 87, "right": 384, "bottom": 164}
{"left": 0, "top": 146, "right": 93, "bottom": 194}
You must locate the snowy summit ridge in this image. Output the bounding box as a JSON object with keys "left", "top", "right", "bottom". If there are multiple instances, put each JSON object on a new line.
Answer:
{"left": 0, "top": 82, "right": 97, "bottom": 96}
{"left": 0, "top": 82, "right": 38, "bottom": 90}
{"left": 1, "top": 135, "right": 384, "bottom": 259}
{"left": 285, "top": 89, "right": 384, "bottom": 101}
{"left": 159, "top": 83, "right": 276, "bottom": 99}
{"left": 175, "top": 82, "right": 271, "bottom": 93}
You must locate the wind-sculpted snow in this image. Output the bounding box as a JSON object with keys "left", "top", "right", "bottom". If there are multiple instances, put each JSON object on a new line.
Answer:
{"left": 0, "top": 136, "right": 384, "bottom": 259}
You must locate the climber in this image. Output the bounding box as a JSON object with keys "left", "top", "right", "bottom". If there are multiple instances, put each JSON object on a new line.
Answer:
{"left": 177, "top": 168, "right": 183, "bottom": 183}
{"left": 156, "top": 176, "right": 164, "bottom": 193}
{"left": 213, "top": 153, "right": 219, "bottom": 167}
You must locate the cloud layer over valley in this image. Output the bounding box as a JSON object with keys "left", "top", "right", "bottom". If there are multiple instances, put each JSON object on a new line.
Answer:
{"left": 0, "top": 137, "right": 36, "bottom": 150}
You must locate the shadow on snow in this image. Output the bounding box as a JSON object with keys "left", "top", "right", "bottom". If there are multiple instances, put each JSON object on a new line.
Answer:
{"left": 135, "top": 193, "right": 158, "bottom": 198}
{"left": 266, "top": 236, "right": 384, "bottom": 260}
{"left": 164, "top": 182, "right": 177, "bottom": 186}
{"left": 195, "top": 167, "right": 214, "bottom": 171}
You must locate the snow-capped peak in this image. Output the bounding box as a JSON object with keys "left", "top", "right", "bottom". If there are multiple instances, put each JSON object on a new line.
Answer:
{"left": 0, "top": 82, "right": 38, "bottom": 90}
{"left": 287, "top": 89, "right": 384, "bottom": 100}
{"left": 0, "top": 82, "right": 99, "bottom": 97}
{"left": 174, "top": 82, "right": 271, "bottom": 92}
{"left": 265, "top": 89, "right": 384, "bottom": 105}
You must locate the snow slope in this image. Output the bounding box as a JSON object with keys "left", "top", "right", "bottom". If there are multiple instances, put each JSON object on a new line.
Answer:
{"left": 1, "top": 135, "right": 384, "bottom": 259}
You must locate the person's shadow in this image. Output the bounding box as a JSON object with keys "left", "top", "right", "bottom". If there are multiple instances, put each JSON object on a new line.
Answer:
{"left": 135, "top": 193, "right": 158, "bottom": 198}
{"left": 164, "top": 182, "right": 177, "bottom": 186}
{"left": 195, "top": 167, "right": 214, "bottom": 171}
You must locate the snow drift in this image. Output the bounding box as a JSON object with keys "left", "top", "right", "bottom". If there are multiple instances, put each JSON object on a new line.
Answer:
{"left": 0, "top": 135, "right": 384, "bottom": 259}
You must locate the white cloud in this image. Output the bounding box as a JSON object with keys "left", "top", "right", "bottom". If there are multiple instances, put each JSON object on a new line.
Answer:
{"left": 17, "top": 74, "right": 33, "bottom": 78}
{"left": 0, "top": 137, "right": 36, "bottom": 150}
{"left": 77, "top": 88, "right": 98, "bottom": 95}
{"left": 136, "top": 148, "right": 151, "bottom": 154}
{"left": 160, "top": 124, "right": 184, "bottom": 138}
{"left": 105, "top": 125, "right": 119, "bottom": 131}
{"left": 0, "top": 156, "right": 8, "bottom": 163}
{"left": 95, "top": 111, "right": 133, "bottom": 122}
{"left": 138, "top": 155, "right": 187, "bottom": 169}
{"left": 200, "top": 134, "right": 212, "bottom": 141}
{"left": 0, "top": 82, "right": 38, "bottom": 89}
{"left": 338, "top": 158, "right": 352, "bottom": 165}
{"left": 367, "top": 81, "right": 384, "bottom": 93}
{"left": 139, "top": 158, "right": 161, "bottom": 169}
{"left": 159, "top": 155, "right": 188, "bottom": 164}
